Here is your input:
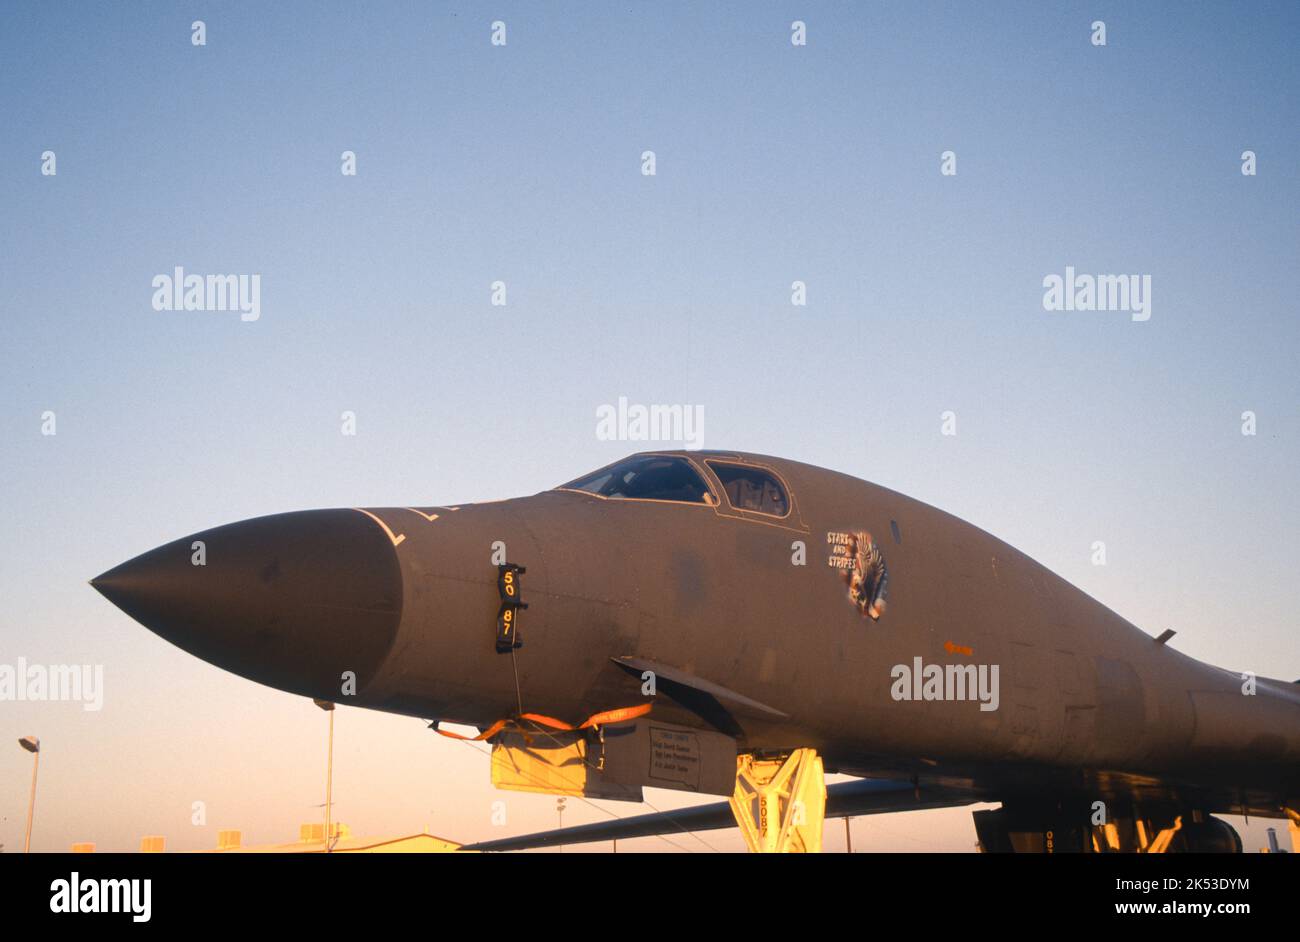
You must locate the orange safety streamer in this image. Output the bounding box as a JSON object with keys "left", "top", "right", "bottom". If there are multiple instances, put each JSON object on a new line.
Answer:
{"left": 433, "top": 702, "right": 652, "bottom": 742}
{"left": 520, "top": 702, "right": 653, "bottom": 731}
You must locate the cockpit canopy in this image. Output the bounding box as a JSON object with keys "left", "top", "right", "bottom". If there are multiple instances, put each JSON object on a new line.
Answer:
{"left": 562, "top": 454, "right": 714, "bottom": 504}
{"left": 560, "top": 453, "right": 793, "bottom": 518}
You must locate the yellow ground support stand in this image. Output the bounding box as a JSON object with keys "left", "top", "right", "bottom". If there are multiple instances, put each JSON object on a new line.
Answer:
{"left": 728, "top": 748, "right": 826, "bottom": 853}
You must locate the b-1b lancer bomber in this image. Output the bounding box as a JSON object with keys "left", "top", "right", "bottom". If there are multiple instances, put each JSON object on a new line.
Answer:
{"left": 92, "top": 451, "right": 1300, "bottom": 853}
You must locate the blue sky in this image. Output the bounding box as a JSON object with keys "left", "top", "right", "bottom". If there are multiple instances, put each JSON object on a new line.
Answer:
{"left": 1, "top": 2, "right": 1297, "bottom": 852}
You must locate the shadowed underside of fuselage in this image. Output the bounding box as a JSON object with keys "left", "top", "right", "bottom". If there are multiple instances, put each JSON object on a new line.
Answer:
{"left": 92, "top": 450, "right": 1300, "bottom": 852}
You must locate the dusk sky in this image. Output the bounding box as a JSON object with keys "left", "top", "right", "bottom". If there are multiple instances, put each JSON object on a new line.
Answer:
{"left": 2, "top": 2, "right": 1296, "bottom": 852}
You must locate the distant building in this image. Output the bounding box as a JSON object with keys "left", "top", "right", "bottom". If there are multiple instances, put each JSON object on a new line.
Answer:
{"left": 60, "top": 823, "right": 466, "bottom": 853}
{"left": 204, "top": 823, "right": 463, "bottom": 853}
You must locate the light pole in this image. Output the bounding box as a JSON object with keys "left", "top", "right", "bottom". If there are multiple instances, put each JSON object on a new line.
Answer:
{"left": 19, "top": 737, "right": 40, "bottom": 853}
{"left": 556, "top": 797, "right": 566, "bottom": 853}
{"left": 312, "top": 700, "right": 335, "bottom": 852}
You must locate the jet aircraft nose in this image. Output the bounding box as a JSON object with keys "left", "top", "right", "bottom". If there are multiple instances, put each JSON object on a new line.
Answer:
{"left": 91, "top": 509, "right": 404, "bottom": 699}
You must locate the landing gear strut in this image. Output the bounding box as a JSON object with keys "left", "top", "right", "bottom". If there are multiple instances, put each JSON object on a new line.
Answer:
{"left": 728, "top": 748, "right": 826, "bottom": 853}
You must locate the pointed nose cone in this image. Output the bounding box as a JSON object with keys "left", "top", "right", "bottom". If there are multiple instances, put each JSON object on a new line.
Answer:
{"left": 92, "top": 509, "right": 403, "bottom": 699}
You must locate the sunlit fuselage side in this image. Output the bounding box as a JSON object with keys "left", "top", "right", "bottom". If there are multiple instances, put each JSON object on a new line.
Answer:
{"left": 93, "top": 450, "right": 1300, "bottom": 816}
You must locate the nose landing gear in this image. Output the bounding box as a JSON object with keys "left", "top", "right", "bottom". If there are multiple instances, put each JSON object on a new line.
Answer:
{"left": 728, "top": 748, "right": 827, "bottom": 853}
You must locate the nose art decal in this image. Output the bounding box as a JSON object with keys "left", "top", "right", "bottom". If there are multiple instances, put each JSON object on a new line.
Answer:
{"left": 827, "top": 529, "right": 889, "bottom": 620}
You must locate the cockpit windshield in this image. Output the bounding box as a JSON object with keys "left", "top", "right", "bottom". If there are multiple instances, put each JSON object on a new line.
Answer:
{"left": 708, "top": 461, "right": 789, "bottom": 517}
{"left": 561, "top": 455, "right": 714, "bottom": 505}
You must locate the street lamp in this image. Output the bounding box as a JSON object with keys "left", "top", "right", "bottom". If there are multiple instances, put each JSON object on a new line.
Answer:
{"left": 312, "top": 700, "right": 335, "bottom": 853}
{"left": 556, "top": 796, "right": 566, "bottom": 854}
{"left": 19, "top": 737, "right": 39, "bottom": 854}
